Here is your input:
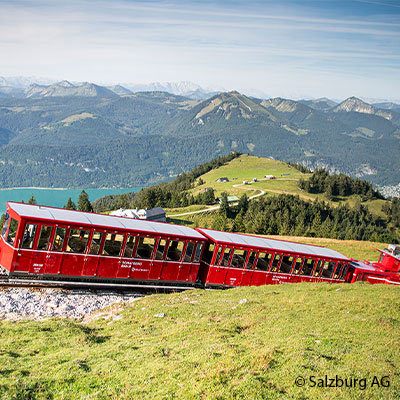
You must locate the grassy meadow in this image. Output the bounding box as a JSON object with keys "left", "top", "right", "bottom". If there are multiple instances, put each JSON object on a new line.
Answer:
{"left": 0, "top": 283, "right": 399, "bottom": 399}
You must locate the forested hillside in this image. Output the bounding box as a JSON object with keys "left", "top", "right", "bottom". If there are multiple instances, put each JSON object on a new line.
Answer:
{"left": 0, "top": 87, "right": 399, "bottom": 188}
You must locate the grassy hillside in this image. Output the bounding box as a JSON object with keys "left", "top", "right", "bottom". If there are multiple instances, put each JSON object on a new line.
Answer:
{"left": 167, "top": 154, "right": 388, "bottom": 218}
{"left": 0, "top": 283, "right": 399, "bottom": 399}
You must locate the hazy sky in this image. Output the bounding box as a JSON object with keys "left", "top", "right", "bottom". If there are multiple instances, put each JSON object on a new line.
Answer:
{"left": 1, "top": 0, "right": 399, "bottom": 100}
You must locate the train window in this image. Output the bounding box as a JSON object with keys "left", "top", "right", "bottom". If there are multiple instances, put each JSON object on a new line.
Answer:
{"left": 183, "top": 242, "right": 195, "bottom": 262}
{"left": 322, "top": 261, "right": 336, "bottom": 278}
{"left": 51, "top": 227, "right": 66, "bottom": 252}
{"left": 270, "top": 254, "right": 281, "bottom": 272}
{"left": 300, "top": 259, "right": 315, "bottom": 276}
{"left": 231, "top": 249, "right": 248, "bottom": 269}
{"left": 37, "top": 225, "right": 53, "bottom": 251}
{"left": 338, "top": 263, "right": 348, "bottom": 280}
{"left": 214, "top": 246, "right": 223, "bottom": 265}
{"left": 1, "top": 213, "right": 9, "bottom": 238}
{"left": 246, "top": 251, "right": 257, "bottom": 269}
{"left": 193, "top": 243, "right": 203, "bottom": 263}
{"left": 135, "top": 237, "right": 156, "bottom": 259}
{"left": 166, "top": 240, "right": 184, "bottom": 262}
{"left": 333, "top": 263, "right": 343, "bottom": 279}
{"left": 88, "top": 231, "right": 103, "bottom": 255}
{"left": 67, "top": 229, "right": 90, "bottom": 254}
{"left": 6, "top": 218, "right": 19, "bottom": 246}
{"left": 221, "top": 247, "right": 233, "bottom": 267}
{"left": 280, "top": 255, "right": 294, "bottom": 274}
{"left": 123, "top": 235, "right": 136, "bottom": 258}
{"left": 293, "top": 257, "right": 303, "bottom": 274}
{"left": 155, "top": 239, "right": 167, "bottom": 260}
{"left": 202, "top": 243, "right": 215, "bottom": 264}
{"left": 22, "top": 224, "right": 38, "bottom": 249}
{"left": 313, "top": 260, "right": 324, "bottom": 277}
{"left": 255, "top": 252, "right": 272, "bottom": 271}
{"left": 102, "top": 233, "right": 124, "bottom": 257}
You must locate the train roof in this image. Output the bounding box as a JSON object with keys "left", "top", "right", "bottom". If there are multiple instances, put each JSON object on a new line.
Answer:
{"left": 7, "top": 202, "right": 205, "bottom": 240}
{"left": 196, "top": 228, "right": 349, "bottom": 261}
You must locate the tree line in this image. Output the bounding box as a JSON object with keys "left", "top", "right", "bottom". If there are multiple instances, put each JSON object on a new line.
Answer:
{"left": 211, "top": 193, "right": 398, "bottom": 243}
{"left": 299, "top": 169, "right": 383, "bottom": 201}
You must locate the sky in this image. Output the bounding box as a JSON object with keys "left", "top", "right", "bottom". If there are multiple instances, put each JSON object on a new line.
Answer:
{"left": 0, "top": 0, "right": 399, "bottom": 100}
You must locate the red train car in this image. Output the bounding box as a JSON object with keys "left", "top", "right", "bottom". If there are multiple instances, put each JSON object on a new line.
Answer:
{"left": 349, "top": 245, "right": 400, "bottom": 286}
{"left": 196, "top": 228, "right": 351, "bottom": 287}
{"left": 0, "top": 202, "right": 206, "bottom": 286}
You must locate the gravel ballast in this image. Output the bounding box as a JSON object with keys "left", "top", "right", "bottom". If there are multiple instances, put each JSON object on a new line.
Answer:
{"left": 0, "top": 288, "right": 142, "bottom": 321}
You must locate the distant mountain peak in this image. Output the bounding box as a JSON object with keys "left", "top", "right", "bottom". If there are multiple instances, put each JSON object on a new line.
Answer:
{"left": 333, "top": 97, "right": 393, "bottom": 120}
{"left": 57, "top": 80, "right": 75, "bottom": 88}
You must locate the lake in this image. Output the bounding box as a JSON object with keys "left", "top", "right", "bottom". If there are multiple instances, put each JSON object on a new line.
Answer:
{"left": 0, "top": 188, "right": 142, "bottom": 212}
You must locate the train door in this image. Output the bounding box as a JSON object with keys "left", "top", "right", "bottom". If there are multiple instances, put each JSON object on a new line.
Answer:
{"left": 188, "top": 242, "right": 204, "bottom": 282}
{"left": 97, "top": 232, "right": 125, "bottom": 278}
{"left": 161, "top": 240, "right": 185, "bottom": 281}
{"left": 268, "top": 253, "right": 283, "bottom": 285}
{"left": 82, "top": 230, "right": 105, "bottom": 276}
{"left": 208, "top": 246, "right": 231, "bottom": 285}
{"left": 116, "top": 234, "right": 136, "bottom": 278}
{"left": 241, "top": 251, "right": 257, "bottom": 286}
{"left": 251, "top": 252, "right": 272, "bottom": 286}
{"left": 224, "top": 248, "right": 249, "bottom": 286}
{"left": 177, "top": 242, "right": 194, "bottom": 282}
{"left": 132, "top": 236, "right": 155, "bottom": 280}
{"left": 14, "top": 222, "right": 37, "bottom": 272}
{"left": 44, "top": 225, "right": 67, "bottom": 274}
{"left": 149, "top": 238, "right": 166, "bottom": 280}
{"left": 61, "top": 227, "right": 91, "bottom": 276}
{"left": 30, "top": 224, "right": 54, "bottom": 274}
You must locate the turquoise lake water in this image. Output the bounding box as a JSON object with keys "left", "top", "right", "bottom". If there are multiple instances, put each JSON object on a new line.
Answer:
{"left": 0, "top": 188, "right": 141, "bottom": 212}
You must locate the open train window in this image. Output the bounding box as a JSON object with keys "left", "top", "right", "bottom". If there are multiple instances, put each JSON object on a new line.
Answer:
{"left": 193, "top": 243, "right": 203, "bottom": 263}
{"left": 214, "top": 246, "right": 223, "bottom": 265}
{"left": 6, "top": 218, "right": 19, "bottom": 246}
{"left": 155, "top": 239, "right": 167, "bottom": 260}
{"left": 300, "top": 258, "right": 315, "bottom": 276}
{"left": 221, "top": 247, "right": 233, "bottom": 267}
{"left": 246, "top": 251, "right": 257, "bottom": 269}
{"left": 255, "top": 252, "right": 272, "bottom": 271}
{"left": 88, "top": 231, "right": 103, "bottom": 255}
{"left": 338, "top": 263, "right": 348, "bottom": 280}
{"left": 333, "top": 263, "right": 343, "bottom": 279}
{"left": 322, "top": 261, "right": 336, "bottom": 278}
{"left": 101, "top": 233, "right": 124, "bottom": 257}
{"left": 183, "top": 242, "right": 195, "bottom": 262}
{"left": 123, "top": 235, "right": 136, "bottom": 258}
{"left": 37, "top": 225, "right": 53, "bottom": 251}
{"left": 202, "top": 243, "right": 215, "bottom": 264}
{"left": 313, "top": 260, "right": 324, "bottom": 277}
{"left": 1, "top": 213, "right": 9, "bottom": 238}
{"left": 270, "top": 254, "right": 281, "bottom": 272}
{"left": 51, "top": 227, "right": 66, "bottom": 252}
{"left": 280, "top": 255, "right": 294, "bottom": 274}
{"left": 166, "top": 240, "right": 184, "bottom": 262}
{"left": 67, "top": 229, "right": 90, "bottom": 254}
{"left": 230, "top": 249, "right": 248, "bottom": 269}
{"left": 135, "top": 237, "right": 156, "bottom": 259}
{"left": 293, "top": 257, "right": 303, "bottom": 274}
{"left": 22, "top": 223, "right": 37, "bottom": 249}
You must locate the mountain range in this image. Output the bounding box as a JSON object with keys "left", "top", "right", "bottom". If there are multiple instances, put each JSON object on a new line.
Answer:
{"left": 0, "top": 80, "right": 399, "bottom": 189}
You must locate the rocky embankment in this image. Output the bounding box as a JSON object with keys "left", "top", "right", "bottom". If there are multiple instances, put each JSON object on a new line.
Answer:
{"left": 0, "top": 288, "right": 142, "bottom": 321}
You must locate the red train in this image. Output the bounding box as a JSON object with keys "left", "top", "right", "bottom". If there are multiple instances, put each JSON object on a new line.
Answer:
{"left": 0, "top": 202, "right": 399, "bottom": 288}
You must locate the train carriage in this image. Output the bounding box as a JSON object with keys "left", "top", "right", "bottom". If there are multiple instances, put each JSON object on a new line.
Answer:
{"left": 0, "top": 202, "right": 206, "bottom": 287}
{"left": 195, "top": 228, "right": 351, "bottom": 288}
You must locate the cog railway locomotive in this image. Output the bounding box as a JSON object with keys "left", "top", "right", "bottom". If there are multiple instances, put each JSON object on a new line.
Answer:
{"left": 0, "top": 202, "right": 399, "bottom": 289}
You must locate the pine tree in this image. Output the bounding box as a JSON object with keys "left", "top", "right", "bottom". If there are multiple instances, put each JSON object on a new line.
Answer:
{"left": 237, "top": 193, "right": 249, "bottom": 214}
{"left": 78, "top": 190, "right": 93, "bottom": 212}
{"left": 219, "top": 192, "right": 230, "bottom": 218}
{"left": 64, "top": 197, "right": 77, "bottom": 210}
{"left": 28, "top": 194, "right": 37, "bottom": 205}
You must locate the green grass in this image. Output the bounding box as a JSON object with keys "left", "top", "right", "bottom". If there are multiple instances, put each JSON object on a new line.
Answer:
{"left": 0, "top": 283, "right": 399, "bottom": 399}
